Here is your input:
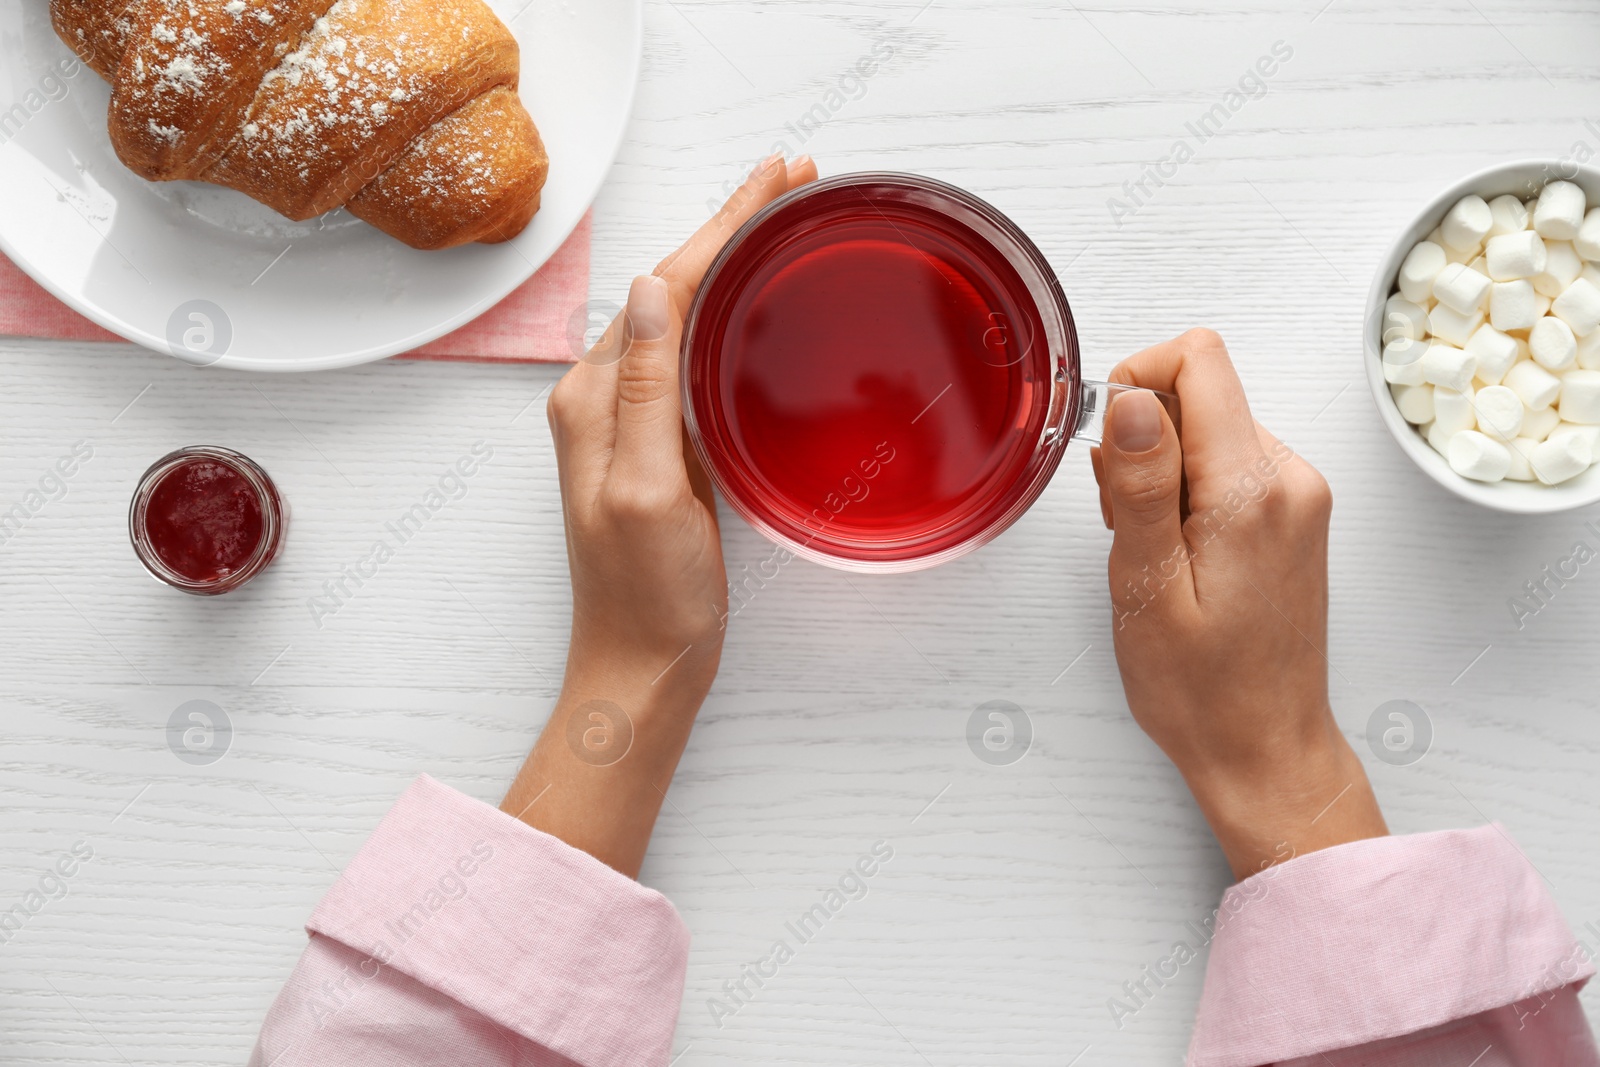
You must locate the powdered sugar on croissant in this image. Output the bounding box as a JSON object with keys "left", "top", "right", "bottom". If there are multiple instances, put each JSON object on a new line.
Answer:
{"left": 52, "top": 0, "right": 548, "bottom": 249}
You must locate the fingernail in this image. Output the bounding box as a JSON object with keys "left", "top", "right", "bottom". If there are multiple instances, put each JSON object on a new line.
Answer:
{"left": 627, "top": 275, "right": 671, "bottom": 343}
{"left": 759, "top": 152, "right": 784, "bottom": 176}
{"left": 1109, "top": 391, "right": 1164, "bottom": 453}
{"left": 792, "top": 154, "right": 813, "bottom": 169}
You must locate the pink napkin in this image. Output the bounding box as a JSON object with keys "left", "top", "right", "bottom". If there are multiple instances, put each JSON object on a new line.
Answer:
{"left": 0, "top": 211, "right": 589, "bottom": 364}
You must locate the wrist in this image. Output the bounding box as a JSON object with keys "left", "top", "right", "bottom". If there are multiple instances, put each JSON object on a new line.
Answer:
{"left": 562, "top": 636, "right": 720, "bottom": 720}
{"left": 498, "top": 640, "right": 720, "bottom": 878}
{"left": 1184, "top": 727, "right": 1388, "bottom": 881}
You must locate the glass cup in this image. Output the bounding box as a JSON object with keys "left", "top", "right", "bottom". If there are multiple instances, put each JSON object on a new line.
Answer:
{"left": 681, "top": 172, "right": 1177, "bottom": 572}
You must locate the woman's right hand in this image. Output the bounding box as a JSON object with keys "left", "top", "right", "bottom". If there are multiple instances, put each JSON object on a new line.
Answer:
{"left": 1089, "top": 329, "right": 1388, "bottom": 879}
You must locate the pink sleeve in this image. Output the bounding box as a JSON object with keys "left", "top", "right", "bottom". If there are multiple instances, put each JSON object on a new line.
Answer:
{"left": 247, "top": 775, "right": 691, "bottom": 1067}
{"left": 1188, "top": 825, "right": 1599, "bottom": 1067}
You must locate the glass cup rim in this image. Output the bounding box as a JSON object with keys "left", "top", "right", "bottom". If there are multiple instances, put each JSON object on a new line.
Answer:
{"left": 680, "top": 170, "right": 1082, "bottom": 573}
{"left": 128, "top": 445, "right": 285, "bottom": 594}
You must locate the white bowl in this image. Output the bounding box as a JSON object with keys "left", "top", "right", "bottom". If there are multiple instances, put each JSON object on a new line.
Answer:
{"left": 1364, "top": 159, "right": 1600, "bottom": 514}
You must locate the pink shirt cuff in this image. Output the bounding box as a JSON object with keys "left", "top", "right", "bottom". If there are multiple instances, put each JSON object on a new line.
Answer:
{"left": 1188, "top": 825, "right": 1594, "bottom": 1067}
{"left": 303, "top": 774, "right": 690, "bottom": 1067}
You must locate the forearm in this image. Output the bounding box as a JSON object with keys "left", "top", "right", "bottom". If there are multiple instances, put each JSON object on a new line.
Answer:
{"left": 1184, "top": 721, "right": 1388, "bottom": 880}
{"left": 501, "top": 642, "right": 720, "bottom": 879}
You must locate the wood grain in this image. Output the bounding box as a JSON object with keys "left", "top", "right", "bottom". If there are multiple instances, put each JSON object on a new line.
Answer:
{"left": 4, "top": 0, "right": 1600, "bottom": 1063}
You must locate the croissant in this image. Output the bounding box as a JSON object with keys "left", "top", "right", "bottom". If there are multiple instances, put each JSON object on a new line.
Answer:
{"left": 51, "top": 0, "right": 549, "bottom": 250}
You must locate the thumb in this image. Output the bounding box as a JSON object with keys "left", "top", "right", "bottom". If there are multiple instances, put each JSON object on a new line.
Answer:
{"left": 611, "top": 274, "right": 688, "bottom": 488}
{"left": 1099, "top": 389, "right": 1186, "bottom": 579}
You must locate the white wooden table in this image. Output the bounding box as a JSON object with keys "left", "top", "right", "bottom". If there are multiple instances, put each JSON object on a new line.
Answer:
{"left": 4, "top": 1, "right": 1600, "bottom": 1063}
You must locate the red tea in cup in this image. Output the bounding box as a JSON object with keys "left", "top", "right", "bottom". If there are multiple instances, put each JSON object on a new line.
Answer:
{"left": 682, "top": 173, "right": 1170, "bottom": 571}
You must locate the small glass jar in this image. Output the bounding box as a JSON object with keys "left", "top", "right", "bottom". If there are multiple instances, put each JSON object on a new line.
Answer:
{"left": 129, "top": 446, "right": 288, "bottom": 595}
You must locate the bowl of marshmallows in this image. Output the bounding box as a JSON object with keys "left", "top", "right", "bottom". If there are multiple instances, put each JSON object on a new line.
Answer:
{"left": 1365, "top": 160, "right": 1600, "bottom": 513}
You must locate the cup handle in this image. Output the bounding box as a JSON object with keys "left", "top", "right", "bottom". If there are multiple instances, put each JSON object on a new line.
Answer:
{"left": 1072, "top": 379, "right": 1182, "bottom": 446}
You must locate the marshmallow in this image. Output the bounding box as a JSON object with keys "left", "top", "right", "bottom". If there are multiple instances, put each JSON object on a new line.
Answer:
{"left": 1430, "top": 226, "right": 1476, "bottom": 265}
{"left": 1506, "top": 359, "right": 1563, "bottom": 410}
{"left": 1559, "top": 368, "right": 1600, "bottom": 424}
{"left": 1523, "top": 402, "right": 1562, "bottom": 441}
{"left": 1421, "top": 341, "right": 1476, "bottom": 392}
{"left": 1577, "top": 208, "right": 1600, "bottom": 261}
{"left": 1487, "top": 194, "right": 1530, "bottom": 237}
{"left": 1432, "top": 262, "right": 1492, "bottom": 313}
{"left": 1432, "top": 385, "right": 1477, "bottom": 435}
{"left": 1428, "top": 303, "right": 1484, "bottom": 347}
{"left": 1382, "top": 294, "right": 1429, "bottom": 342}
{"left": 1530, "top": 434, "right": 1592, "bottom": 485}
{"left": 1530, "top": 316, "right": 1579, "bottom": 371}
{"left": 1578, "top": 329, "right": 1600, "bottom": 371}
{"left": 1441, "top": 194, "right": 1493, "bottom": 251}
{"left": 1486, "top": 230, "right": 1547, "bottom": 281}
{"left": 1465, "top": 324, "right": 1520, "bottom": 385}
{"left": 1388, "top": 182, "right": 1600, "bottom": 487}
{"left": 1553, "top": 278, "right": 1600, "bottom": 336}
{"left": 1534, "top": 240, "right": 1584, "bottom": 297}
{"left": 1534, "top": 180, "right": 1587, "bottom": 241}
{"left": 1490, "top": 279, "right": 1540, "bottom": 331}
{"left": 1426, "top": 420, "right": 1451, "bottom": 457}
{"left": 1549, "top": 422, "right": 1600, "bottom": 455}
{"left": 1506, "top": 438, "right": 1538, "bottom": 481}
{"left": 1471, "top": 384, "right": 1524, "bottom": 441}
{"left": 1448, "top": 430, "right": 1512, "bottom": 482}
{"left": 1391, "top": 382, "right": 1434, "bottom": 424}
{"left": 1383, "top": 335, "right": 1428, "bottom": 385}
{"left": 1399, "top": 241, "right": 1448, "bottom": 302}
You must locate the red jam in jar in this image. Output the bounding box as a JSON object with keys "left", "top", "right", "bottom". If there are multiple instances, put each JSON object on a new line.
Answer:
{"left": 130, "top": 447, "right": 287, "bottom": 595}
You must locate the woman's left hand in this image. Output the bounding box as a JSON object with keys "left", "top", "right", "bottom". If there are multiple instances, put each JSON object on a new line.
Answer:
{"left": 550, "top": 151, "right": 817, "bottom": 688}
{"left": 501, "top": 153, "right": 819, "bottom": 877}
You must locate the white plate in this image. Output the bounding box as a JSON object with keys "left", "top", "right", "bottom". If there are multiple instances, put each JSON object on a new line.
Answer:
{"left": 0, "top": 0, "right": 641, "bottom": 371}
